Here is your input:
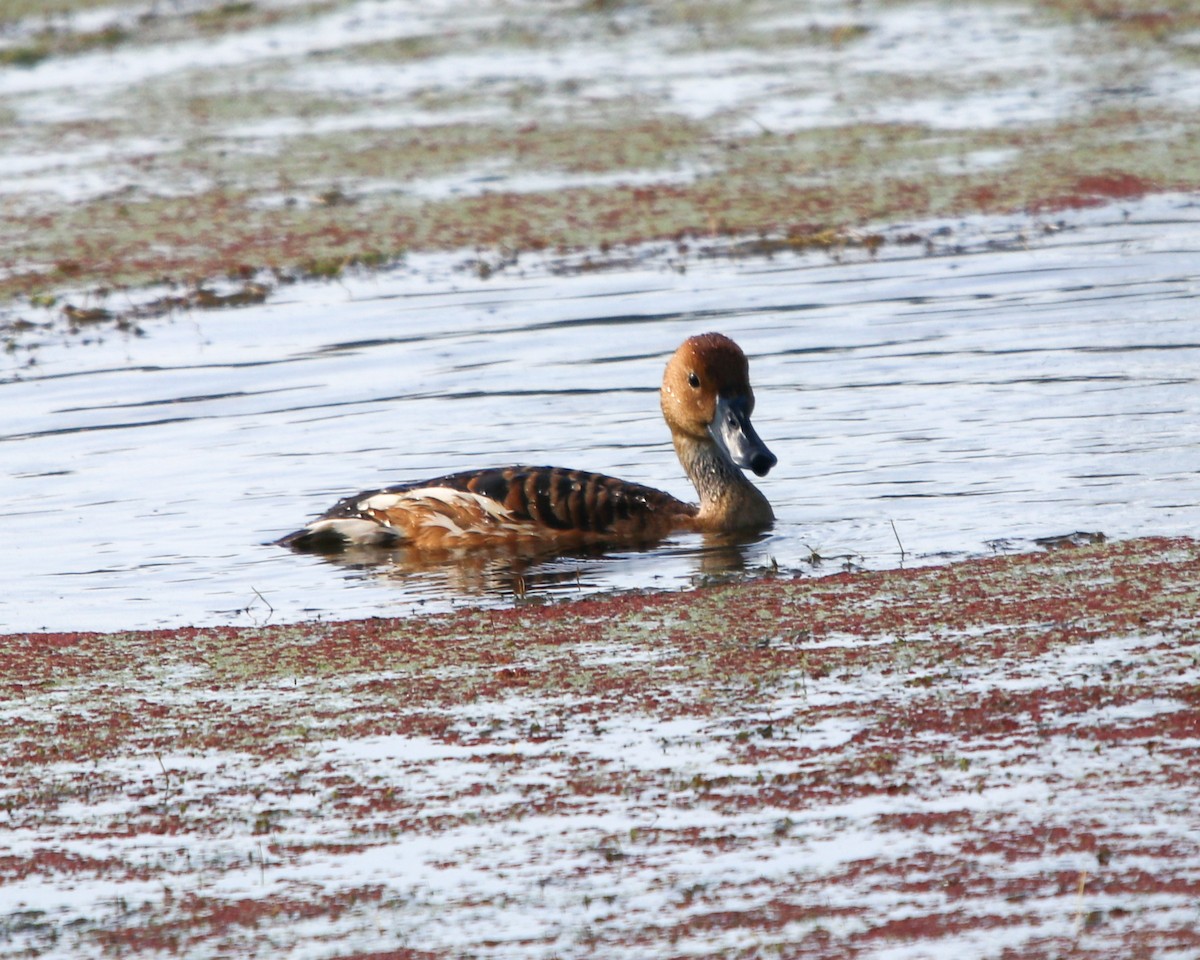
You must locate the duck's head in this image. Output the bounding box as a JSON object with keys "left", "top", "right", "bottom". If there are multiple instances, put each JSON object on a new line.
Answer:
{"left": 660, "top": 333, "right": 777, "bottom": 477}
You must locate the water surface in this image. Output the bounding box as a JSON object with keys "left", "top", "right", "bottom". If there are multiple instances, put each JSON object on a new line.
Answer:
{"left": 3, "top": 196, "right": 1198, "bottom": 633}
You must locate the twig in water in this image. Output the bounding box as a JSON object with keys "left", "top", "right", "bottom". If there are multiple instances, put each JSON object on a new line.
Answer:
{"left": 1073, "top": 870, "right": 1088, "bottom": 933}
{"left": 252, "top": 588, "right": 273, "bottom": 615}
{"left": 242, "top": 587, "right": 275, "bottom": 625}
{"left": 890, "top": 520, "right": 907, "bottom": 563}
{"left": 156, "top": 753, "right": 174, "bottom": 806}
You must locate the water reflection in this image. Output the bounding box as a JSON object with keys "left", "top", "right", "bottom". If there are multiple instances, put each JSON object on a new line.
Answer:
{"left": 295, "top": 530, "right": 771, "bottom": 604}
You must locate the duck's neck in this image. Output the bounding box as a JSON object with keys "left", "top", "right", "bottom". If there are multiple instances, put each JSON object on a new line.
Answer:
{"left": 673, "top": 434, "right": 773, "bottom": 532}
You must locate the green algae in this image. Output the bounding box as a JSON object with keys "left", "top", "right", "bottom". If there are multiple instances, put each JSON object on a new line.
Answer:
{"left": 0, "top": 0, "right": 119, "bottom": 21}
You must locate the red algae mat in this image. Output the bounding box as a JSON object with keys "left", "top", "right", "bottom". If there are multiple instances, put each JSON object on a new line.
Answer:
{"left": 2, "top": 537, "right": 1199, "bottom": 959}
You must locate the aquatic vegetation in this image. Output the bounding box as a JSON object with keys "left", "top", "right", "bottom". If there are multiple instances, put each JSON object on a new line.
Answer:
{"left": 2, "top": 537, "right": 1198, "bottom": 956}
{"left": 3, "top": 0, "right": 1200, "bottom": 329}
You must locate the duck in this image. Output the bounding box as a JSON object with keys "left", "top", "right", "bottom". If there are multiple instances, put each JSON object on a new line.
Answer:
{"left": 276, "top": 332, "right": 776, "bottom": 553}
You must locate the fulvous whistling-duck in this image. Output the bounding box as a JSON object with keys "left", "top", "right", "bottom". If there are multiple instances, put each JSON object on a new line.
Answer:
{"left": 276, "top": 333, "right": 776, "bottom": 553}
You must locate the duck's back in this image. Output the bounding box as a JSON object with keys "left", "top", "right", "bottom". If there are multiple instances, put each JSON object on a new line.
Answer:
{"left": 277, "top": 465, "right": 696, "bottom": 552}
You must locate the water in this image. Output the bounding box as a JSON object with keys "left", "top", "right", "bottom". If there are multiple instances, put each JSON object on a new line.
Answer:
{"left": 2, "top": 195, "right": 1198, "bottom": 634}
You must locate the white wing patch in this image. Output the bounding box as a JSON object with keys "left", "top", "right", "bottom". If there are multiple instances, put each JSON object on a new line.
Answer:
{"left": 413, "top": 487, "right": 518, "bottom": 522}
{"left": 346, "top": 486, "right": 534, "bottom": 544}
{"left": 357, "top": 493, "right": 405, "bottom": 512}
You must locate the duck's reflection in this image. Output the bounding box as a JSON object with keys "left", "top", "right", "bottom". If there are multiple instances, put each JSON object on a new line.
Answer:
{"left": 303, "top": 531, "right": 773, "bottom": 603}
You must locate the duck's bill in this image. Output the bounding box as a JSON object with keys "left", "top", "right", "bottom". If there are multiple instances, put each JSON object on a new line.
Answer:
{"left": 710, "top": 394, "right": 777, "bottom": 477}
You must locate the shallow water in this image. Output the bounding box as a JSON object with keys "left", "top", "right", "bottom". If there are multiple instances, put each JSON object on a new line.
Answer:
{"left": 3, "top": 195, "right": 1199, "bottom": 634}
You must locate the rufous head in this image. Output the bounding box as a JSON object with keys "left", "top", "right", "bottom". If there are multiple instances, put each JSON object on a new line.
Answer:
{"left": 660, "top": 333, "right": 776, "bottom": 477}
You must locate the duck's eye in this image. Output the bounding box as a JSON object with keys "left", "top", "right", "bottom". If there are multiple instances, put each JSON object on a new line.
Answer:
{"left": 687, "top": 372, "right": 701, "bottom": 389}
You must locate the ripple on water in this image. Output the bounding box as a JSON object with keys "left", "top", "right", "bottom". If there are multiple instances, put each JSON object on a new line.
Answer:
{"left": 2, "top": 196, "right": 1199, "bottom": 633}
